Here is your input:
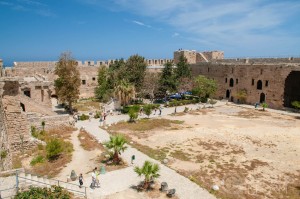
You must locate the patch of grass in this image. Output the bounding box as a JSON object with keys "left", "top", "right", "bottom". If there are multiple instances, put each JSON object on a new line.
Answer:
{"left": 27, "top": 126, "right": 75, "bottom": 177}
{"left": 78, "top": 130, "right": 105, "bottom": 151}
{"left": 73, "top": 99, "right": 100, "bottom": 111}
{"left": 109, "top": 131, "right": 167, "bottom": 162}
{"left": 170, "top": 150, "right": 191, "bottom": 161}
{"left": 108, "top": 118, "right": 184, "bottom": 132}
{"left": 30, "top": 155, "right": 45, "bottom": 166}
{"left": 12, "top": 155, "right": 22, "bottom": 169}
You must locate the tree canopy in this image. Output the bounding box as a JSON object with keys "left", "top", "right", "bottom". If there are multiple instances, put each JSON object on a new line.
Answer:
{"left": 54, "top": 52, "right": 80, "bottom": 112}
{"left": 95, "top": 66, "right": 110, "bottom": 102}
{"left": 193, "top": 75, "right": 217, "bottom": 101}
{"left": 175, "top": 54, "right": 191, "bottom": 79}
{"left": 159, "top": 61, "right": 177, "bottom": 96}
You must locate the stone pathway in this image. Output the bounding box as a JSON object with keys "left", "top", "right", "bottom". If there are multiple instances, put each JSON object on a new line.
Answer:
{"left": 76, "top": 104, "right": 218, "bottom": 199}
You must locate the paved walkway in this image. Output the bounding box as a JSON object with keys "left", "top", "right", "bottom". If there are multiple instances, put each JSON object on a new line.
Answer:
{"left": 76, "top": 104, "right": 217, "bottom": 199}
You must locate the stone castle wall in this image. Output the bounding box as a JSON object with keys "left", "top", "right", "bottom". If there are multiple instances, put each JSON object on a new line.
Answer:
{"left": 26, "top": 114, "right": 71, "bottom": 131}
{"left": 191, "top": 63, "right": 300, "bottom": 109}
{"left": 174, "top": 50, "right": 224, "bottom": 64}
{"left": 0, "top": 81, "right": 12, "bottom": 171}
{"left": 0, "top": 79, "right": 32, "bottom": 153}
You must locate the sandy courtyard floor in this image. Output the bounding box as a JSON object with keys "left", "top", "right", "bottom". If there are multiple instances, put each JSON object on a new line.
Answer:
{"left": 117, "top": 105, "right": 300, "bottom": 199}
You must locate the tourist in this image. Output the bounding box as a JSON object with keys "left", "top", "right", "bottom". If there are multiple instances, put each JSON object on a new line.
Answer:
{"left": 154, "top": 108, "right": 157, "bottom": 115}
{"left": 95, "top": 168, "right": 100, "bottom": 187}
{"left": 131, "top": 155, "right": 135, "bottom": 165}
{"left": 91, "top": 168, "right": 96, "bottom": 189}
{"left": 79, "top": 173, "right": 83, "bottom": 188}
{"left": 159, "top": 106, "right": 162, "bottom": 115}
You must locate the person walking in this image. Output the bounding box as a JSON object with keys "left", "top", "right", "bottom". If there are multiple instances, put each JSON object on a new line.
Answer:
{"left": 91, "top": 169, "right": 96, "bottom": 189}
{"left": 154, "top": 108, "right": 157, "bottom": 115}
{"left": 79, "top": 173, "right": 83, "bottom": 188}
{"left": 159, "top": 106, "right": 162, "bottom": 115}
{"left": 131, "top": 155, "right": 135, "bottom": 165}
{"left": 95, "top": 168, "right": 100, "bottom": 188}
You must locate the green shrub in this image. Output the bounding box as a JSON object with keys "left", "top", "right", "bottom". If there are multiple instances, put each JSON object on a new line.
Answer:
{"left": 128, "top": 109, "right": 138, "bottom": 122}
{"left": 30, "top": 155, "right": 44, "bottom": 166}
{"left": 292, "top": 101, "right": 300, "bottom": 109}
{"left": 122, "top": 105, "right": 141, "bottom": 114}
{"left": 184, "top": 107, "right": 189, "bottom": 113}
{"left": 14, "top": 186, "right": 71, "bottom": 199}
{"left": 46, "top": 139, "right": 63, "bottom": 160}
{"left": 0, "top": 150, "right": 7, "bottom": 159}
{"left": 37, "top": 144, "right": 44, "bottom": 150}
{"left": 31, "top": 126, "right": 38, "bottom": 138}
{"left": 79, "top": 114, "right": 89, "bottom": 120}
{"left": 94, "top": 111, "right": 101, "bottom": 118}
{"left": 143, "top": 105, "right": 152, "bottom": 117}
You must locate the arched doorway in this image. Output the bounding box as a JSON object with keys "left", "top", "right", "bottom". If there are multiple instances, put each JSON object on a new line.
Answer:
{"left": 20, "top": 103, "right": 25, "bottom": 112}
{"left": 260, "top": 93, "right": 265, "bottom": 103}
{"left": 284, "top": 71, "right": 300, "bottom": 107}
{"left": 229, "top": 78, "right": 234, "bottom": 87}
{"left": 257, "top": 80, "right": 262, "bottom": 90}
{"left": 226, "top": 90, "right": 230, "bottom": 98}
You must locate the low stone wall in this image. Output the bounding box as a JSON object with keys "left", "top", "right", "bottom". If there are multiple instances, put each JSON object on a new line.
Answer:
{"left": 27, "top": 114, "right": 72, "bottom": 131}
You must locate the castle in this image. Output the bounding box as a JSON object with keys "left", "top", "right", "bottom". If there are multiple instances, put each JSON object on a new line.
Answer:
{"left": 1, "top": 50, "right": 300, "bottom": 171}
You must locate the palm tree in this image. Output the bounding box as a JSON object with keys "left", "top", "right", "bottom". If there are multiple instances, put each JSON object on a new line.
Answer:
{"left": 261, "top": 102, "right": 268, "bottom": 111}
{"left": 114, "top": 80, "right": 135, "bottom": 106}
{"left": 104, "top": 134, "right": 127, "bottom": 164}
{"left": 134, "top": 161, "right": 160, "bottom": 189}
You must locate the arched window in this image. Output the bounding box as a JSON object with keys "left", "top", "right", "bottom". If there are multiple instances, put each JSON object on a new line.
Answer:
{"left": 229, "top": 78, "right": 234, "bottom": 87}
{"left": 257, "top": 80, "right": 262, "bottom": 90}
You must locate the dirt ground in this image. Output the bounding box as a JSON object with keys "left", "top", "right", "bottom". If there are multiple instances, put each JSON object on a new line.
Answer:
{"left": 115, "top": 105, "right": 300, "bottom": 199}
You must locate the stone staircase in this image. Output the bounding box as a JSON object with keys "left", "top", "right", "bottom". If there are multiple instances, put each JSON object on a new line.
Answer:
{"left": 18, "top": 172, "right": 87, "bottom": 198}
{"left": 199, "top": 52, "right": 209, "bottom": 62}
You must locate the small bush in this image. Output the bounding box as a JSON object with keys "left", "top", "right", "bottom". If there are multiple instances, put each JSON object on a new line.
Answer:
{"left": 184, "top": 107, "right": 189, "bottom": 113}
{"left": 31, "top": 126, "right": 38, "bottom": 138}
{"left": 14, "top": 185, "right": 71, "bottom": 199}
{"left": 30, "top": 155, "right": 44, "bottom": 166}
{"left": 128, "top": 109, "right": 138, "bottom": 122}
{"left": 46, "top": 139, "right": 63, "bottom": 160}
{"left": 37, "top": 144, "right": 44, "bottom": 150}
{"left": 143, "top": 105, "right": 152, "bottom": 117}
{"left": 79, "top": 114, "right": 89, "bottom": 121}
{"left": 94, "top": 111, "right": 101, "bottom": 119}
{"left": 0, "top": 150, "right": 7, "bottom": 159}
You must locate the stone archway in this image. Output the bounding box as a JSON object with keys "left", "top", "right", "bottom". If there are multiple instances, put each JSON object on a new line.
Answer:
{"left": 284, "top": 71, "right": 300, "bottom": 107}
{"left": 260, "top": 93, "right": 265, "bottom": 103}
{"left": 226, "top": 90, "right": 230, "bottom": 98}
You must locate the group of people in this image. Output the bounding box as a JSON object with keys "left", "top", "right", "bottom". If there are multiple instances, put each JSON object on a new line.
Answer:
{"left": 78, "top": 167, "right": 100, "bottom": 189}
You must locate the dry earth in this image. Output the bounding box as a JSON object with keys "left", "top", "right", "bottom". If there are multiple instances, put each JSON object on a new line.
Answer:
{"left": 112, "top": 105, "right": 300, "bottom": 199}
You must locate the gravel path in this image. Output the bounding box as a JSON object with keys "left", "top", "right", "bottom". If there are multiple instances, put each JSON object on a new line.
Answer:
{"left": 76, "top": 104, "right": 217, "bottom": 199}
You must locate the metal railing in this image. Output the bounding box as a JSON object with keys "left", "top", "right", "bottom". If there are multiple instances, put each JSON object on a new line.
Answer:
{"left": 16, "top": 171, "right": 87, "bottom": 198}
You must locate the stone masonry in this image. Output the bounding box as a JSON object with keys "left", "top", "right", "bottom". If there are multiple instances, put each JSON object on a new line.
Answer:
{"left": 0, "top": 78, "right": 32, "bottom": 153}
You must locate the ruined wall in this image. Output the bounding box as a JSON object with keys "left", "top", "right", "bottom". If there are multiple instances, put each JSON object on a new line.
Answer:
{"left": 0, "top": 79, "right": 32, "bottom": 152}
{"left": 0, "top": 81, "right": 12, "bottom": 171}
{"left": 0, "top": 59, "right": 3, "bottom": 77}
{"left": 26, "top": 114, "right": 71, "bottom": 131}
{"left": 191, "top": 63, "right": 300, "bottom": 109}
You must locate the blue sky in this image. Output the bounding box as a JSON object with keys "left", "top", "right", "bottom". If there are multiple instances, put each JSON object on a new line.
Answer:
{"left": 1, "top": 0, "right": 300, "bottom": 65}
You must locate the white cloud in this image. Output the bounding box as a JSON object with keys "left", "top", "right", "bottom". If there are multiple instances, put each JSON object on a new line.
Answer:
{"left": 132, "top": 20, "right": 151, "bottom": 28}
{"left": 172, "top": 32, "right": 179, "bottom": 37}
{"left": 105, "top": 0, "right": 300, "bottom": 56}
{"left": 1, "top": 0, "right": 56, "bottom": 17}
